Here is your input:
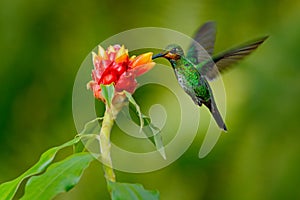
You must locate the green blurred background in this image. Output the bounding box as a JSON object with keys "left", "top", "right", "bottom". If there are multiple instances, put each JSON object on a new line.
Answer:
{"left": 1, "top": 0, "right": 300, "bottom": 199}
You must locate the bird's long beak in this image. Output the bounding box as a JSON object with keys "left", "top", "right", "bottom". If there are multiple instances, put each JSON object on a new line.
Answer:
{"left": 152, "top": 51, "right": 168, "bottom": 59}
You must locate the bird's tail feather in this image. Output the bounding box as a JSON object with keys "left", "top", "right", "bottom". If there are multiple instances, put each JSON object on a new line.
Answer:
{"left": 204, "top": 99, "right": 227, "bottom": 131}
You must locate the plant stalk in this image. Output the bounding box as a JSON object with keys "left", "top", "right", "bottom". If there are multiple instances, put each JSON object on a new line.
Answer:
{"left": 99, "top": 105, "right": 116, "bottom": 182}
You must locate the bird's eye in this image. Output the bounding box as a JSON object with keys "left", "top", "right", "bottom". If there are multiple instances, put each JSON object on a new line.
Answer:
{"left": 170, "top": 48, "right": 177, "bottom": 53}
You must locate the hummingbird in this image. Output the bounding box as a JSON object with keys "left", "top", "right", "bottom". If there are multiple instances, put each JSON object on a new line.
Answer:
{"left": 152, "top": 21, "right": 268, "bottom": 131}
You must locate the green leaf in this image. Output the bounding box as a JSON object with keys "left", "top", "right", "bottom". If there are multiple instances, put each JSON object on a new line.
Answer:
{"left": 79, "top": 117, "right": 103, "bottom": 135}
{"left": 20, "top": 152, "right": 94, "bottom": 200}
{"left": 74, "top": 118, "right": 102, "bottom": 153}
{"left": 124, "top": 91, "right": 144, "bottom": 133}
{"left": 142, "top": 124, "right": 166, "bottom": 160}
{"left": 101, "top": 84, "right": 115, "bottom": 106}
{"left": 128, "top": 103, "right": 151, "bottom": 127}
{"left": 0, "top": 137, "right": 81, "bottom": 200}
{"left": 73, "top": 140, "right": 85, "bottom": 154}
{"left": 108, "top": 181, "right": 160, "bottom": 200}
{"left": 128, "top": 102, "right": 166, "bottom": 159}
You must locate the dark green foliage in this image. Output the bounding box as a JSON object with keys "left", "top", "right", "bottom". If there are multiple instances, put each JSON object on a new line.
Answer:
{"left": 108, "top": 181, "right": 159, "bottom": 200}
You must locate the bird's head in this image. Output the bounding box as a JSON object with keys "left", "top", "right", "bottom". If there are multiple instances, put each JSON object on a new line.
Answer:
{"left": 152, "top": 44, "right": 184, "bottom": 61}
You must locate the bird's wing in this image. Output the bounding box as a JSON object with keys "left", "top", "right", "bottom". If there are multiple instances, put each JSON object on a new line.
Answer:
{"left": 186, "top": 21, "right": 216, "bottom": 65}
{"left": 200, "top": 36, "right": 269, "bottom": 80}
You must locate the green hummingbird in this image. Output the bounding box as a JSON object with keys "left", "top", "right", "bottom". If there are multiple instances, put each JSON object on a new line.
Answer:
{"left": 152, "top": 22, "right": 268, "bottom": 131}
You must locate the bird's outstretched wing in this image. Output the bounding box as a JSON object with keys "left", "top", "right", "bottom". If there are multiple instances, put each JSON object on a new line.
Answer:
{"left": 199, "top": 36, "right": 269, "bottom": 80}
{"left": 186, "top": 21, "right": 216, "bottom": 65}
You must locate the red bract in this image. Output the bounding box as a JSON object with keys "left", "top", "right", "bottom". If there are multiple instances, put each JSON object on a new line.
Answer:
{"left": 87, "top": 45, "right": 155, "bottom": 102}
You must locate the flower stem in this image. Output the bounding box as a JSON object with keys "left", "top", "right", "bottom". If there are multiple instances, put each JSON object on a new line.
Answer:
{"left": 99, "top": 105, "right": 116, "bottom": 182}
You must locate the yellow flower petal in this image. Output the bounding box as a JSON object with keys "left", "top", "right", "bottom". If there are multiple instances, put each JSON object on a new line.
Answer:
{"left": 115, "top": 53, "right": 128, "bottom": 63}
{"left": 92, "top": 52, "right": 100, "bottom": 66}
{"left": 86, "top": 80, "right": 95, "bottom": 90}
{"left": 115, "top": 45, "right": 127, "bottom": 60}
{"left": 92, "top": 52, "right": 97, "bottom": 61}
{"left": 130, "top": 52, "right": 153, "bottom": 68}
{"left": 129, "top": 55, "right": 136, "bottom": 61}
{"left": 107, "top": 45, "right": 115, "bottom": 54}
{"left": 98, "top": 45, "right": 108, "bottom": 59}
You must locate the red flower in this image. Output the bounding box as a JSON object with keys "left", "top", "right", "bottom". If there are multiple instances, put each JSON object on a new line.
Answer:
{"left": 87, "top": 45, "right": 155, "bottom": 102}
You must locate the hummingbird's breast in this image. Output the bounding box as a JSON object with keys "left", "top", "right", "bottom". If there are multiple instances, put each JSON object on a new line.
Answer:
{"left": 173, "top": 67, "right": 200, "bottom": 103}
{"left": 174, "top": 63, "right": 211, "bottom": 104}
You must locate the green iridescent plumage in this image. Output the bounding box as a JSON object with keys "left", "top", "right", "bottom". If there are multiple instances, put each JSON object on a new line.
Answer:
{"left": 152, "top": 22, "right": 268, "bottom": 131}
{"left": 173, "top": 55, "right": 211, "bottom": 102}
